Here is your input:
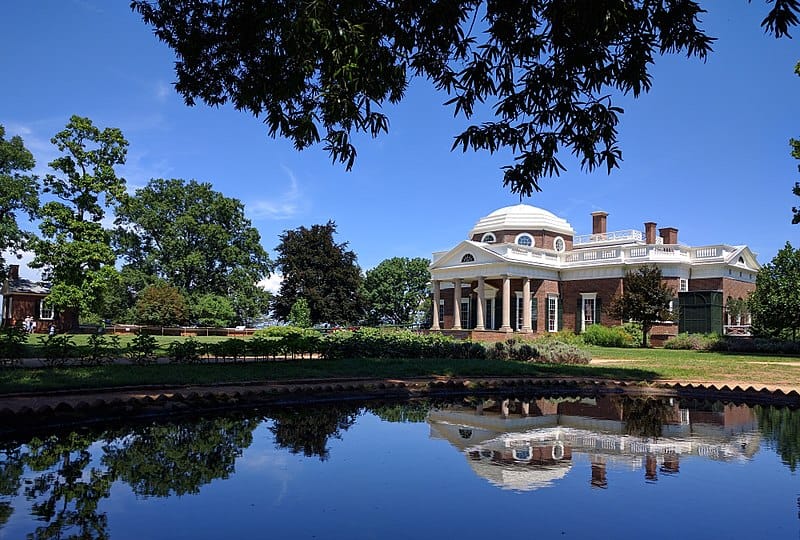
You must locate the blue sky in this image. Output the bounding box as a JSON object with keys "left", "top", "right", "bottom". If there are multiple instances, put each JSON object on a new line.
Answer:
{"left": 1, "top": 1, "right": 798, "bottom": 289}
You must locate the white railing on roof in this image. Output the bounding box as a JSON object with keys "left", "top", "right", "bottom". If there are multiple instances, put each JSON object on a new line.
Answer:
{"left": 573, "top": 229, "right": 644, "bottom": 245}
{"left": 563, "top": 244, "right": 692, "bottom": 265}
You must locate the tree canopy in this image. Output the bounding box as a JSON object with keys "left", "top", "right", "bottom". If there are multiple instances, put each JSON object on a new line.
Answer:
{"left": 0, "top": 125, "right": 38, "bottom": 279}
{"left": 132, "top": 1, "right": 799, "bottom": 195}
{"left": 272, "top": 221, "right": 364, "bottom": 325}
{"left": 606, "top": 264, "right": 675, "bottom": 347}
{"left": 30, "top": 115, "right": 129, "bottom": 327}
{"left": 114, "top": 178, "right": 273, "bottom": 323}
{"left": 363, "top": 256, "right": 431, "bottom": 325}
{"left": 791, "top": 62, "right": 800, "bottom": 224}
{"left": 749, "top": 242, "right": 800, "bottom": 340}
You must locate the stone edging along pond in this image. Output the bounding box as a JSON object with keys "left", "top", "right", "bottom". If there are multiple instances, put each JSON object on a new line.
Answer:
{"left": 1, "top": 376, "right": 798, "bottom": 435}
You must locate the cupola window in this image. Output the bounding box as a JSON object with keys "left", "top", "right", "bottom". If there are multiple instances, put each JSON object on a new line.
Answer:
{"left": 481, "top": 233, "right": 496, "bottom": 243}
{"left": 515, "top": 233, "right": 534, "bottom": 247}
{"left": 553, "top": 236, "right": 565, "bottom": 252}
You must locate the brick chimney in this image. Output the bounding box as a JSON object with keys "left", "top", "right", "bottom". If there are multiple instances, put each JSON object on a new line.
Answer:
{"left": 659, "top": 227, "right": 678, "bottom": 245}
{"left": 591, "top": 211, "right": 608, "bottom": 235}
{"left": 8, "top": 264, "right": 19, "bottom": 281}
{"left": 644, "top": 222, "right": 657, "bottom": 244}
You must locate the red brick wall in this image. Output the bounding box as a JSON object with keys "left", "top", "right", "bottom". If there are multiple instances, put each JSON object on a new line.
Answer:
{"left": 560, "top": 278, "right": 623, "bottom": 331}
{"left": 689, "top": 277, "right": 723, "bottom": 291}
{"left": 722, "top": 277, "right": 756, "bottom": 300}
{"left": 471, "top": 229, "right": 573, "bottom": 250}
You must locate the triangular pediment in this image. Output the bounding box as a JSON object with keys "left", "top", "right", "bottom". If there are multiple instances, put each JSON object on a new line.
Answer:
{"left": 726, "top": 246, "right": 761, "bottom": 271}
{"left": 430, "top": 240, "right": 506, "bottom": 269}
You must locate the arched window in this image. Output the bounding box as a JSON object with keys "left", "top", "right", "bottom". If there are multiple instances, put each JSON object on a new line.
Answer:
{"left": 461, "top": 253, "right": 475, "bottom": 263}
{"left": 481, "top": 232, "right": 496, "bottom": 243}
{"left": 553, "top": 236, "right": 566, "bottom": 252}
{"left": 515, "top": 233, "right": 534, "bottom": 247}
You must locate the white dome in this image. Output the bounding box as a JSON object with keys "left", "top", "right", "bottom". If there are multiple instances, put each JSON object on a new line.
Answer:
{"left": 469, "top": 204, "right": 575, "bottom": 238}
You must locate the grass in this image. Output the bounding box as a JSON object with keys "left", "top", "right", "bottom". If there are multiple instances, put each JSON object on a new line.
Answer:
{"left": 19, "top": 333, "right": 232, "bottom": 358}
{"left": 2, "top": 335, "right": 800, "bottom": 394}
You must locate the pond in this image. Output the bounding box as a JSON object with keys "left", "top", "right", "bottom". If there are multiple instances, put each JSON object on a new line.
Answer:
{"left": 1, "top": 393, "right": 798, "bottom": 539}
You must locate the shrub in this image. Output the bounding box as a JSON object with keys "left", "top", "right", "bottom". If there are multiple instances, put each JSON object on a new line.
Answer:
{"left": 39, "top": 334, "right": 77, "bottom": 367}
{"left": 664, "top": 333, "right": 723, "bottom": 351}
{"left": 535, "top": 329, "right": 585, "bottom": 346}
{"left": 168, "top": 337, "right": 203, "bottom": 363}
{"left": 530, "top": 340, "right": 591, "bottom": 364}
{"left": 78, "top": 333, "right": 120, "bottom": 366}
{"left": 321, "top": 328, "right": 485, "bottom": 360}
{"left": 0, "top": 325, "right": 28, "bottom": 367}
{"left": 621, "top": 322, "right": 644, "bottom": 347}
{"left": 582, "top": 324, "right": 635, "bottom": 348}
{"left": 254, "top": 326, "right": 322, "bottom": 358}
{"left": 134, "top": 283, "right": 189, "bottom": 326}
{"left": 207, "top": 338, "right": 249, "bottom": 362}
{"left": 126, "top": 330, "right": 158, "bottom": 365}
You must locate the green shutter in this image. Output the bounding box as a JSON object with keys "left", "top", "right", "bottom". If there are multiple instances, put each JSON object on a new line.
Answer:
{"left": 577, "top": 297, "right": 583, "bottom": 333}
{"left": 557, "top": 299, "right": 563, "bottom": 331}
{"left": 531, "top": 300, "right": 538, "bottom": 332}
{"left": 595, "top": 297, "right": 602, "bottom": 326}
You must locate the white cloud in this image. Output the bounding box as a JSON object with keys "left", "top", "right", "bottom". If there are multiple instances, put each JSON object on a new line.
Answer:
{"left": 248, "top": 166, "right": 308, "bottom": 220}
{"left": 154, "top": 81, "right": 171, "bottom": 102}
{"left": 258, "top": 273, "right": 283, "bottom": 294}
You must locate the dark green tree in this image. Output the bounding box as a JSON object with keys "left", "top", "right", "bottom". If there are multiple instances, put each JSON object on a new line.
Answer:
{"left": 792, "top": 63, "right": 800, "bottom": 224}
{"left": 132, "top": 1, "right": 798, "bottom": 195}
{"left": 756, "top": 404, "right": 800, "bottom": 472}
{"left": 0, "top": 125, "right": 39, "bottom": 279}
{"left": 606, "top": 264, "right": 675, "bottom": 347}
{"left": 114, "top": 178, "right": 272, "bottom": 324}
{"left": 749, "top": 242, "right": 800, "bottom": 340}
{"left": 272, "top": 221, "right": 364, "bottom": 325}
{"left": 133, "top": 282, "right": 189, "bottom": 326}
{"left": 30, "top": 116, "right": 128, "bottom": 329}
{"left": 363, "top": 257, "right": 431, "bottom": 325}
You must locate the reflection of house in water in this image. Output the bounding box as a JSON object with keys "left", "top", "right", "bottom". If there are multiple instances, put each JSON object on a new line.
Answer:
{"left": 428, "top": 397, "right": 760, "bottom": 491}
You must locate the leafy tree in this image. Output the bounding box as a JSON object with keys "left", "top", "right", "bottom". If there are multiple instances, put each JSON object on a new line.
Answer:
{"left": 133, "top": 282, "right": 189, "bottom": 326}
{"left": 749, "top": 242, "right": 800, "bottom": 340}
{"left": 792, "top": 62, "right": 800, "bottom": 224}
{"left": 132, "top": 1, "right": 798, "bottom": 195}
{"left": 272, "top": 221, "right": 364, "bottom": 325}
{"left": 192, "top": 293, "right": 236, "bottom": 327}
{"left": 363, "top": 256, "right": 431, "bottom": 325}
{"left": 606, "top": 264, "right": 675, "bottom": 347}
{"left": 114, "top": 178, "right": 272, "bottom": 323}
{"left": 0, "top": 125, "right": 39, "bottom": 278}
{"left": 756, "top": 404, "right": 800, "bottom": 472}
{"left": 289, "top": 297, "right": 312, "bottom": 328}
{"left": 30, "top": 116, "right": 128, "bottom": 329}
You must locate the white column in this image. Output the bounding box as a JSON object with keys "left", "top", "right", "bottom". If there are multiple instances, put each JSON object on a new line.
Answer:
{"left": 500, "top": 275, "right": 511, "bottom": 332}
{"left": 431, "top": 280, "right": 441, "bottom": 331}
{"left": 475, "top": 276, "right": 485, "bottom": 331}
{"left": 522, "top": 277, "right": 532, "bottom": 333}
{"left": 452, "top": 278, "right": 462, "bottom": 330}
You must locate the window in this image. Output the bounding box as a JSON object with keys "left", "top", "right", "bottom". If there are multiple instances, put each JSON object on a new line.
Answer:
{"left": 461, "top": 253, "right": 475, "bottom": 263}
{"left": 581, "top": 293, "right": 596, "bottom": 332}
{"left": 481, "top": 233, "right": 496, "bottom": 243}
{"left": 553, "top": 236, "right": 566, "bottom": 252}
{"left": 39, "top": 300, "right": 54, "bottom": 321}
{"left": 460, "top": 298, "right": 471, "bottom": 329}
{"left": 438, "top": 299, "right": 445, "bottom": 326}
{"left": 516, "top": 233, "right": 534, "bottom": 247}
{"left": 515, "top": 295, "right": 538, "bottom": 330}
{"left": 485, "top": 298, "right": 495, "bottom": 330}
{"left": 679, "top": 278, "right": 688, "bottom": 292}
{"left": 547, "top": 295, "right": 559, "bottom": 332}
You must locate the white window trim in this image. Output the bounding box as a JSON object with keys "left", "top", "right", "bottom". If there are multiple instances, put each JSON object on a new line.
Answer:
{"left": 679, "top": 278, "right": 688, "bottom": 292}
{"left": 547, "top": 294, "right": 559, "bottom": 333}
{"left": 515, "top": 233, "right": 534, "bottom": 247}
{"left": 481, "top": 232, "right": 496, "bottom": 243}
{"left": 580, "top": 293, "right": 597, "bottom": 333}
{"left": 460, "top": 297, "right": 471, "bottom": 329}
{"left": 553, "top": 236, "right": 566, "bottom": 252}
{"left": 39, "top": 300, "right": 55, "bottom": 321}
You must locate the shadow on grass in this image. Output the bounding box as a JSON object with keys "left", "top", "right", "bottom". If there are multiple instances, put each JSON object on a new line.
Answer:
{"left": 0, "top": 357, "right": 663, "bottom": 394}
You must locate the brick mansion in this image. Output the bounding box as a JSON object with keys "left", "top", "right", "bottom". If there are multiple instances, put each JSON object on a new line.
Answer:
{"left": 429, "top": 204, "right": 759, "bottom": 343}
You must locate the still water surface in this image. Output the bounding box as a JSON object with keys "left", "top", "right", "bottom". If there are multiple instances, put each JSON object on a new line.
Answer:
{"left": 1, "top": 395, "right": 798, "bottom": 539}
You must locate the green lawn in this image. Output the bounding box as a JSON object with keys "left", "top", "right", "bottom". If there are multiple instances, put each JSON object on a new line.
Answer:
{"left": 2, "top": 337, "right": 800, "bottom": 394}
